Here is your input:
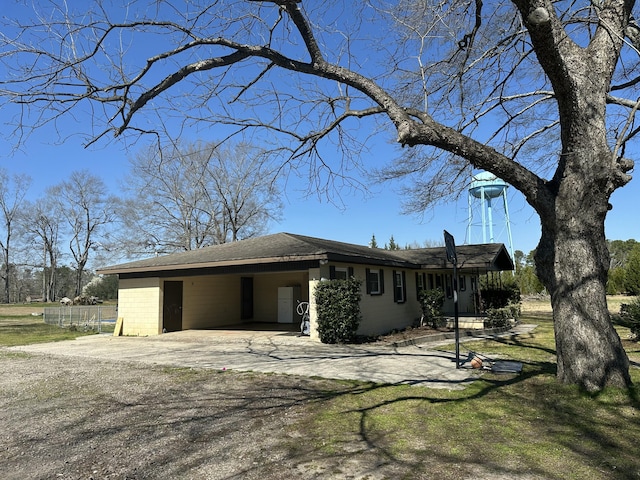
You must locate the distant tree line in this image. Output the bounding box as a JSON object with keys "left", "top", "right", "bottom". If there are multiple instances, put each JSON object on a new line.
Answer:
{"left": 369, "top": 234, "right": 443, "bottom": 250}
{"left": 502, "top": 240, "right": 640, "bottom": 296}
{"left": 0, "top": 139, "right": 283, "bottom": 304}
{"left": 606, "top": 240, "right": 640, "bottom": 295}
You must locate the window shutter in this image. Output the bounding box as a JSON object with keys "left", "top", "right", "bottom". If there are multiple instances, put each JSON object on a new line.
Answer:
{"left": 365, "top": 268, "right": 371, "bottom": 294}
{"left": 402, "top": 271, "right": 407, "bottom": 303}
{"left": 379, "top": 269, "right": 384, "bottom": 294}
{"left": 329, "top": 265, "right": 336, "bottom": 280}
{"left": 393, "top": 270, "right": 398, "bottom": 302}
{"left": 348, "top": 267, "right": 354, "bottom": 278}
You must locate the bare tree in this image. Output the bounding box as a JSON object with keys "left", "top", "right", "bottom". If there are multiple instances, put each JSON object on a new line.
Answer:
{"left": 0, "top": 169, "right": 31, "bottom": 303}
{"left": 208, "top": 142, "right": 282, "bottom": 242}
{"left": 20, "top": 197, "right": 62, "bottom": 302}
{"left": 121, "top": 142, "right": 223, "bottom": 254}
{"left": 119, "top": 140, "right": 281, "bottom": 255}
{"left": 1, "top": 1, "right": 638, "bottom": 390}
{"left": 49, "top": 171, "right": 116, "bottom": 297}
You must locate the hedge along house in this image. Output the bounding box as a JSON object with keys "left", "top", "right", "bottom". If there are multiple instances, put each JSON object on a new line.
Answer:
{"left": 97, "top": 233, "right": 514, "bottom": 340}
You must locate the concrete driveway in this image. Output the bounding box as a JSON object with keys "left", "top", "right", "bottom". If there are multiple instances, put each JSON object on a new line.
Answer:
{"left": 9, "top": 326, "right": 534, "bottom": 389}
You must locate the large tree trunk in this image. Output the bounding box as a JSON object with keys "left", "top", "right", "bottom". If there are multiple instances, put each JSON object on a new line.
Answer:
{"left": 524, "top": 7, "right": 634, "bottom": 389}
{"left": 534, "top": 141, "right": 631, "bottom": 391}
{"left": 537, "top": 224, "right": 631, "bottom": 391}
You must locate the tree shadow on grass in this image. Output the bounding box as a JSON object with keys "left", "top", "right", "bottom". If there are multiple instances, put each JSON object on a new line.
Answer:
{"left": 317, "top": 314, "right": 640, "bottom": 480}
{"left": 323, "top": 358, "right": 640, "bottom": 479}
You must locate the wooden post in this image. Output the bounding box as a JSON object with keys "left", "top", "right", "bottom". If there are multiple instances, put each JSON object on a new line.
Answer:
{"left": 114, "top": 317, "right": 124, "bottom": 336}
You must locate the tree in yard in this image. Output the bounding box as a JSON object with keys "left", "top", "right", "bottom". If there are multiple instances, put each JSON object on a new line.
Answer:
{"left": 118, "top": 140, "right": 281, "bottom": 256}
{"left": 0, "top": 169, "right": 31, "bottom": 303}
{"left": 20, "top": 197, "right": 63, "bottom": 302}
{"left": 49, "top": 171, "right": 116, "bottom": 297}
{"left": 607, "top": 266, "right": 626, "bottom": 295}
{"left": 608, "top": 239, "right": 640, "bottom": 270}
{"left": 513, "top": 249, "right": 544, "bottom": 295}
{"left": 607, "top": 239, "right": 640, "bottom": 294}
{"left": 624, "top": 244, "right": 640, "bottom": 295}
{"left": 83, "top": 274, "right": 118, "bottom": 300}
{"left": 1, "top": 1, "right": 638, "bottom": 390}
{"left": 207, "top": 141, "right": 282, "bottom": 242}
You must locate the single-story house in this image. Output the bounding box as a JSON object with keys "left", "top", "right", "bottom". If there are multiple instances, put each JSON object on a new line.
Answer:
{"left": 97, "top": 232, "right": 514, "bottom": 340}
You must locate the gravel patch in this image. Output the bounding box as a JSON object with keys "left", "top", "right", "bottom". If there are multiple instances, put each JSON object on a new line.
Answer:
{"left": 0, "top": 325, "right": 541, "bottom": 480}
{"left": 1, "top": 350, "right": 418, "bottom": 480}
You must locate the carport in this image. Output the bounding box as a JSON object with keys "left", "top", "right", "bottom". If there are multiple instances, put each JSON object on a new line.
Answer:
{"left": 168, "top": 269, "right": 313, "bottom": 333}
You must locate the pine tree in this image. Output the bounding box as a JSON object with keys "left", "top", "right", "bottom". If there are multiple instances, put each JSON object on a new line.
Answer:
{"left": 624, "top": 245, "right": 640, "bottom": 295}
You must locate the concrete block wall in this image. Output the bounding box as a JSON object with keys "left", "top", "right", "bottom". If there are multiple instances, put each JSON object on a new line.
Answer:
{"left": 118, "top": 277, "right": 162, "bottom": 336}
{"left": 181, "top": 275, "right": 240, "bottom": 329}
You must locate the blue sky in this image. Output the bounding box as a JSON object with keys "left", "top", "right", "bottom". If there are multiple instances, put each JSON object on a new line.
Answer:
{"left": 1, "top": 1, "right": 639, "bottom": 260}
{"left": 3, "top": 122, "right": 638, "bottom": 259}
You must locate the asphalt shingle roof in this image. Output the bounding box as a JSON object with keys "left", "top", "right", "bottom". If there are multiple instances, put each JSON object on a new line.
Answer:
{"left": 97, "top": 232, "right": 513, "bottom": 275}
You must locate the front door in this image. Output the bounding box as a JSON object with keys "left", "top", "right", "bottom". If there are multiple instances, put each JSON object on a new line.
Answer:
{"left": 241, "top": 277, "right": 253, "bottom": 320}
{"left": 163, "top": 281, "right": 183, "bottom": 332}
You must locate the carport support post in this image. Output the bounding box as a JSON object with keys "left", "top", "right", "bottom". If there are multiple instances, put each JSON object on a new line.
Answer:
{"left": 444, "top": 230, "right": 460, "bottom": 369}
{"left": 453, "top": 262, "right": 460, "bottom": 369}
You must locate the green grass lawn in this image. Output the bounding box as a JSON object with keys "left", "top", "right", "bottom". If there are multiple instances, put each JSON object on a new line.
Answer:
{"left": 0, "top": 303, "right": 98, "bottom": 346}
{"left": 0, "top": 323, "right": 97, "bottom": 346}
{"left": 295, "top": 312, "right": 640, "bottom": 480}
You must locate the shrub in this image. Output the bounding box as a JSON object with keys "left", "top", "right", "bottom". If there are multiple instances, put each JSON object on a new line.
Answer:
{"left": 619, "top": 298, "right": 640, "bottom": 341}
{"left": 481, "top": 284, "right": 521, "bottom": 328}
{"left": 314, "top": 278, "right": 362, "bottom": 344}
{"left": 481, "top": 285, "right": 521, "bottom": 309}
{"left": 418, "top": 288, "right": 445, "bottom": 328}
{"left": 484, "top": 304, "right": 521, "bottom": 328}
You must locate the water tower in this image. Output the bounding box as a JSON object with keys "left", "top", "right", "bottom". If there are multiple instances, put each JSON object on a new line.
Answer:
{"left": 466, "top": 172, "right": 515, "bottom": 261}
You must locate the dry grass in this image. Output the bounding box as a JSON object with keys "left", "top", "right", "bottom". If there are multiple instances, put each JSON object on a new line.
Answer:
{"left": 301, "top": 310, "right": 640, "bottom": 479}
{"left": 521, "top": 294, "right": 634, "bottom": 314}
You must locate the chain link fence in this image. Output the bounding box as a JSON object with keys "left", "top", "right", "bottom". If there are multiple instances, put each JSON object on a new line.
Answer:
{"left": 43, "top": 305, "right": 118, "bottom": 333}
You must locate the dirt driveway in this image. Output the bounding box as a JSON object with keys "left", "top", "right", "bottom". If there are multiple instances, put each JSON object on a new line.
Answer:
{"left": 1, "top": 326, "right": 537, "bottom": 479}
{"left": 1, "top": 350, "right": 385, "bottom": 480}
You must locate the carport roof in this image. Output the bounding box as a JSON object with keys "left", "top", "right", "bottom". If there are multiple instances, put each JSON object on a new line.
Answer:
{"left": 97, "top": 232, "right": 513, "bottom": 276}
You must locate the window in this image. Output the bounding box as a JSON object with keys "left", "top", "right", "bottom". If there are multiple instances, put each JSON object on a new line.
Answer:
{"left": 334, "top": 267, "right": 348, "bottom": 280}
{"left": 458, "top": 275, "right": 466, "bottom": 291}
{"left": 393, "top": 270, "right": 406, "bottom": 303}
{"left": 416, "top": 272, "right": 426, "bottom": 297}
{"left": 366, "top": 268, "right": 384, "bottom": 295}
{"left": 445, "top": 275, "right": 453, "bottom": 298}
{"left": 329, "top": 266, "right": 353, "bottom": 280}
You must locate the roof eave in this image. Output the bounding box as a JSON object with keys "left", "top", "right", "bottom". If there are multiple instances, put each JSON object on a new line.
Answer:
{"left": 97, "top": 253, "right": 328, "bottom": 276}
